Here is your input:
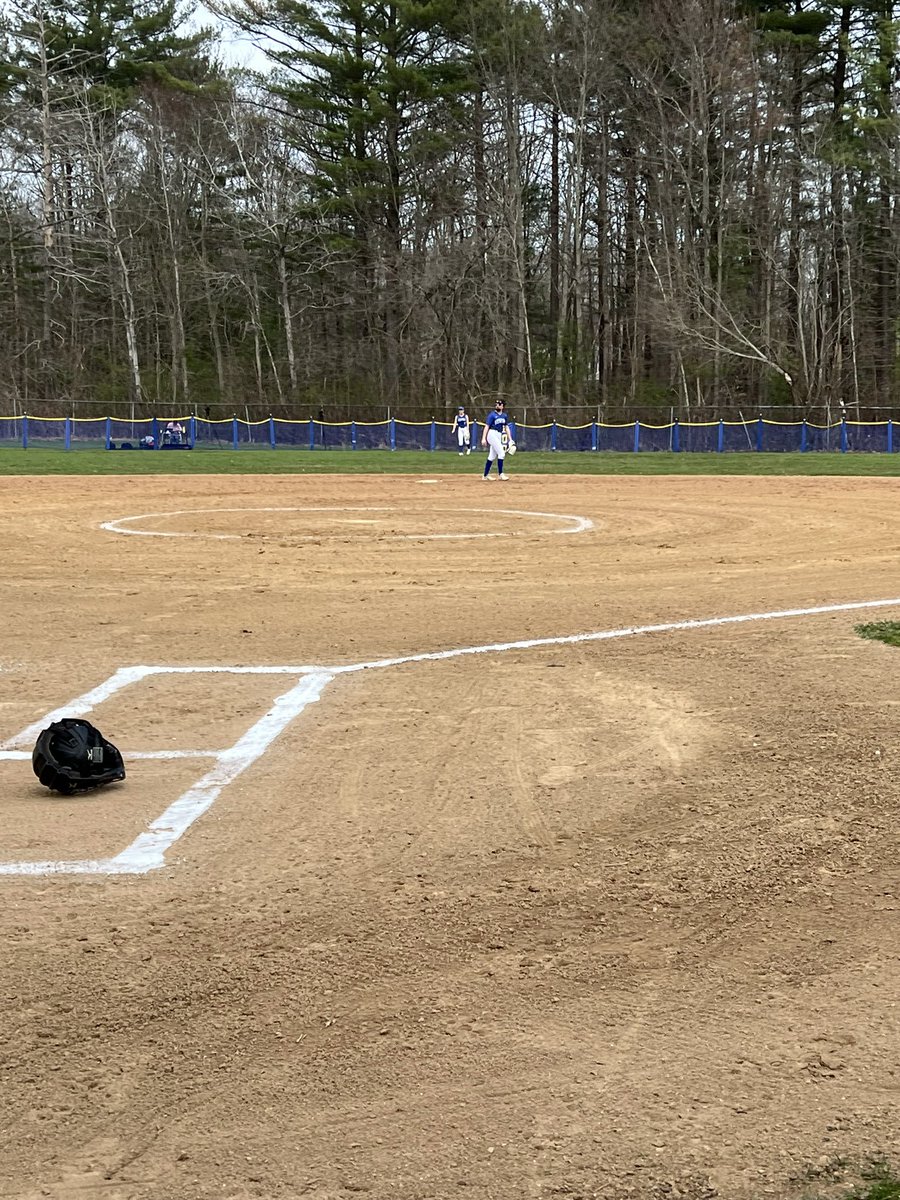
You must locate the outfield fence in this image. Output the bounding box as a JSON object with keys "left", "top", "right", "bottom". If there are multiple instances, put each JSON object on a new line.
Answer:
{"left": 2, "top": 415, "right": 899, "bottom": 453}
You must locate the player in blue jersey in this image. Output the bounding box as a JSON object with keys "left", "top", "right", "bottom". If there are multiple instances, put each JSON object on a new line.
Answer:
{"left": 481, "top": 398, "right": 515, "bottom": 479}
{"left": 452, "top": 405, "right": 472, "bottom": 454}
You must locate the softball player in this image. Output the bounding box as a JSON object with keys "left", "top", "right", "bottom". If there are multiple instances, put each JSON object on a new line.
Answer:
{"left": 481, "top": 398, "right": 514, "bottom": 479}
{"left": 452, "top": 406, "right": 472, "bottom": 454}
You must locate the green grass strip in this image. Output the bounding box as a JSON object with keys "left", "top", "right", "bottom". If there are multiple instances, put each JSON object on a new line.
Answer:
{"left": 855, "top": 621, "right": 900, "bottom": 648}
{"left": 4, "top": 449, "right": 900, "bottom": 476}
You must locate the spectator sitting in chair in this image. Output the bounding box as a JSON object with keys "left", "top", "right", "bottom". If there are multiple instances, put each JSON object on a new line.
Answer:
{"left": 165, "top": 420, "right": 185, "bottom": 446}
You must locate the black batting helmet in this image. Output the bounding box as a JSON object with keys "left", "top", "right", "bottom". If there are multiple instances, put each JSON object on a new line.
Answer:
{"left": 32, "top": 718, "right": 126, "bottom": 795}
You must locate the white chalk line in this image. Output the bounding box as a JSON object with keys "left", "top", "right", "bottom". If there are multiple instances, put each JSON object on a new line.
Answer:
{"left": 0, "top": 673, "right": 332, "bottom": 876}
{"left": 0, "top": 749, "right": 218, "bottom": 761}
{"left": 0, "top": 666, "right": 154, "bottom": 750}
{"left": 1, "top": 593, "right": 899, "bottom": 878}
{"left": 99, "top": 506, "right": 593, "bottom": 542}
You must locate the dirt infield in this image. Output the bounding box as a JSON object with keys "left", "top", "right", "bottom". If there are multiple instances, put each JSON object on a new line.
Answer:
{"left": 2, "top": 472, "right": 900, "bottom": 1200}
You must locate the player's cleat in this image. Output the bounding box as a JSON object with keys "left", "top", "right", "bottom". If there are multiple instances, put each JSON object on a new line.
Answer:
{"left": 499, "top": 472, "right": 509, "bottom": 480}
{"left": 459, "top": 451, "right": 463, "bottom": 456}
{"left": 466, "top": 448, "right": 471, "bottom": 454}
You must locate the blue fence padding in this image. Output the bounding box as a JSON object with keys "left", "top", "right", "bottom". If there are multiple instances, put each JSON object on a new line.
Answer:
{"left": 758, "top": 421, "right": 802, "bottom": 452}
{"left": 555, "top": 423, "right": 594, "bottom": 452}
{"left": 717, "top": 421, "right": 756, "bottom": 452}
{"left": 192, "top": 419, "right": 234, "bottom": 447}
{"left": 69, "top": 419, "right": 107, "bottom": 447}
{"left": 597, "top": 424, "right": 635, "bottom": 452}
{"left": 317, "top": 421, "right": 355, "bottom": 449}
{"left": 270, "top": 420, "right": 310, "bottom": 447}
{"left": 845, "top": 422, "right": 890, "bottom": 453}
{"left": 109, "top": 419, "right": 154, "bottom": 445}
{"left": 28, "top": 417, "right": 70, "bottom": 446}
{"left": 517, "top": 423, "right": 553, "bottom": 451}
{"left": 804, "top": 422, "right": 838, "bottom": 451}
{"left": 237, "top": 419, "right": 269, "bottom": 446}
{"left": 391, "top": 421, "right": 428, "bottom": 450}
{"left": 354, "top": 422, "right": 391, "bottom": 450}
{"left": 636, "top": 423, "right": 675, "bottom": 452}
{"left": 678, "top": 422, "right": 719, "bottom": 452}
{"left": 0, "top": 417, "right": 22, "bottom": 445}
{"left": 6, "top": 414, "right": 900, "bottom": 453}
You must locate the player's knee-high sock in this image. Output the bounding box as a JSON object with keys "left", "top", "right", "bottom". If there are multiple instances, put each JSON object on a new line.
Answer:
{"left": 483, "top": 458, "right": 491, "bottom": 477}
{"left": 496, "top": 458, "right": 504, "bottom": 475}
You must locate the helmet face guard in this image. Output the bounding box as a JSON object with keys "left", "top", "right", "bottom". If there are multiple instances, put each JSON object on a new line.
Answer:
{"left": 32, "top": 719, "right": 126, "bottom": 795}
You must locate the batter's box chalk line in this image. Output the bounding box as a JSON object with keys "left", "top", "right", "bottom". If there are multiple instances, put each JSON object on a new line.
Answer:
{"left": 1, "top": 594, "right": 898, "bottom": 878}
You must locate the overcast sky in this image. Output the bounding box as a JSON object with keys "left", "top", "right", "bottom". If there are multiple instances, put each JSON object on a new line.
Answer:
{"left": 197, "top": 6, "right": 273, "bottom": 73}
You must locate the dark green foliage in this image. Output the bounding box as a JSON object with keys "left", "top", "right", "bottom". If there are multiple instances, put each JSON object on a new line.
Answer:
{"left": 2, "top": 0, "right": 220, "bottom": 105}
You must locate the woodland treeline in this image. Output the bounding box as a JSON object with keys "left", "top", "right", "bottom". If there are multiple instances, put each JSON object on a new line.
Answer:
{"left": 1, "top": 0, "right": 898, "bottom": 419}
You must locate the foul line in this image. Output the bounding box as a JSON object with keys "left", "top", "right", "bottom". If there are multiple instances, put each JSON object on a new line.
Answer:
{"left": 1, "top": 593, "right": 898, "bottom": 878}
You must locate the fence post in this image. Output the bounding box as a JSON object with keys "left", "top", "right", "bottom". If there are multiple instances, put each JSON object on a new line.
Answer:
{"left": 351, "top": 421, "right": 357, "bottom": 449}
{"left": 105, "top": 416, "right": 112, "bottom": 450}
{"left": 591, "top": 420, "right": 598, "bottom": 451}
{"left": 232, "top": 415, "right": 239, "bottom": 450}
{"left": 65, "top": 417, "right": 71, "bottom": 450}
{"left": 189, "top": 415, "right": 196, "bottom": 448}
{"left": 152, "top": 416, "right": 159, "bottom": 447}
{"left": 268, "top": 415, "right": 276, "bottom": 449}
{"left": 717, "top": 419, "right": 724, "bottom": 452}
{"left": 430, "top": 419, "right": 436, "bottom": 451}
{"left": 390, "top": 418, "right": 396, "bottom": 450}
{"left": 308, "top": 419, "right": 315, "bottom": 450}
{"left": 800, "top": 419, "right": 807, "bottom": 453}
{"left": 889, "top": 420, "right": 894, "bottom": 454}
{"left": 551, "top": 420, "right": 558, "bottom": 451}
{"left": 756, "top": 417, "right": 763, "bottom": 452}
{"left": 671, "top": 418, "right": 680, "bottom": 453}
{"left": 22, "top": 414, "right": 28, "bottom": 449}
{"left": 840, "top": 418, "right": 848, "bottom": 452}
{"left": 633, "top": 421, "right": 640, "bottom": 453}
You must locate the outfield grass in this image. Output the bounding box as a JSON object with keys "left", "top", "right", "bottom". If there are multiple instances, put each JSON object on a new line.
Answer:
{"left": 3, "top": 448, "right": 900, "bottom": 476}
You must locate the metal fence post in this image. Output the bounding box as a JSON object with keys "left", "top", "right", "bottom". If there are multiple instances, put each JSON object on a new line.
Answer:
{"left": 551, "top": 420, "right": 558, "bottom": 451}
{"left": 189, "top": 415, "right": 196, "bottom": 448}
{"left": 152, "top": 416, "right": 159, "bottom": 447}
{"left": 351, "top": 421, "right": 357, "bottom": 449}
{"left": 105, "top": 416, "right": 112, "bottom": 450}
{"left": 633, "top": 421, "right": 640, "bottom": 453}
{"left": 717, "top": 419, "right": 724, "bottom": 452}
{"left": 889, "top": 420, "right": 894, "bottom": 454}
{"left": 65, "top": 417, "right": 71, "bottom": 450}
{"left": 390, "top": 418, "right": 396, "bottom": 450}
{"left": 756, "top": 417, "right": 763, "bottom": 451}
{"left": 308, "top": 419, "right": 315, "bottom": 450}
{"left": 232, "top": 415, "right": 239, "bottom": 450}
{"left": 430, "top": 419, "right": 436, "bottom": 451}
{"left": 840, "top": 418, "right": 848, "bottom": 452}
{"left": 672, "top": 418, "right": 680, "bottom": 453}
{"left": 591, "top": 420, "right": 598, "bottom": 451}
{"left": 800, "top": 420, "right": 807, "bottom": 453}
{"left": 22, "top": 414, "right": 28, "bottom": 449}
{"left": 269, "top": 416, "right": 276, "bottom": 449}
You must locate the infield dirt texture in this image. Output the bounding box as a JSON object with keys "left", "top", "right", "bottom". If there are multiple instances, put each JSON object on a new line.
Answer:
{"left": 2, "top": 472, "right": 900, "bottom": 1200}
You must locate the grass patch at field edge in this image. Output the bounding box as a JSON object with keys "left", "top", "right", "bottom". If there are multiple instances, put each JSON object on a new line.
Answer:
{"left": 855, "top": 621, "right": 900, "bottom": 648}
{"left": 4, "top": 448, "right": 900, "bottom": 476}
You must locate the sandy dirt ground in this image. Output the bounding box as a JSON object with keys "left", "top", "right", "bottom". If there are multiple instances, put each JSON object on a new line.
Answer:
{"left": 2, "top": 471, "right": 900, "bottom": 1200}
